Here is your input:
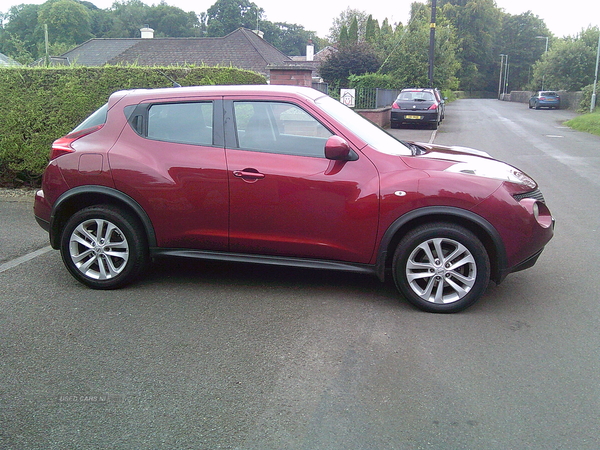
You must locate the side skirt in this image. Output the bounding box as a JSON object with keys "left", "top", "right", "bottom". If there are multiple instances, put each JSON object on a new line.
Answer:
{"left": 151, "top": 248, "right": 378, "bottom": 278}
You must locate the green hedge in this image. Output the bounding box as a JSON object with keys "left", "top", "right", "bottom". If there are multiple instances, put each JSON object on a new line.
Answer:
{"left": 0, "top": 66, "right": 266, "bottom": 187}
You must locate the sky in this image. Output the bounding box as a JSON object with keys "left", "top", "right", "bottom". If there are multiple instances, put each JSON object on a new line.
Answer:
{"left": 1, "top": 0, "right": 598, "bottom": 39}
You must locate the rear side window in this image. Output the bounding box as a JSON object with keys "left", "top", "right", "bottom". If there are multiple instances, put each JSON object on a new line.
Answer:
{"left": 72, "top": 104, "right": 108, "bottom": 133}
{"left": 147, "top": 102, "right": 213, "bottom": 146}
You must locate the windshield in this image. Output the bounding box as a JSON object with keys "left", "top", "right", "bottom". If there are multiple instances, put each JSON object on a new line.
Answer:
{"left": 398, "top": 91, "right": 434, "bottom": 101}
{"left": 316, "top": 95, "right": 411, "bottom": 156}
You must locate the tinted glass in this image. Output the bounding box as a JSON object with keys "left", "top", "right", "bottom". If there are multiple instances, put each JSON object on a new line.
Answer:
{"left": 233, "top": 101, "right": 332, "bottom": 157}
{"left": 316, "top": 95, "right": 411, "bottom": 156}
{"left": 72, "top": 104, "right": 108, "bottom": 133}
{"left": 147, "top": 102, "right": 213, "bottom": 146}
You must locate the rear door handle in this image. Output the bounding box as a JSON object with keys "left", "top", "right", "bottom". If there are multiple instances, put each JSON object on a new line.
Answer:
{"left": 233, "top": 169, "right": 265, "bottom": 180}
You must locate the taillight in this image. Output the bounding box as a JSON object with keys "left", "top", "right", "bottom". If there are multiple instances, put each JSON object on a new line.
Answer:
{"left": 49, "top": 124, "right": 103, "bottom": 160}
{"left": 428, "top": 103, "right": 438, "bottom": 111}
{"left": 392, "top": 102, "right": 400, "bottom": 109}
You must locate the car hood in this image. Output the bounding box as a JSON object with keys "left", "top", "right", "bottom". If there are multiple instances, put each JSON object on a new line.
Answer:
{"left": 414, "top": 142, "right": 492, "bottom": 159}
{"left": 401, "top": 142, "right": 537, "bottom": 189}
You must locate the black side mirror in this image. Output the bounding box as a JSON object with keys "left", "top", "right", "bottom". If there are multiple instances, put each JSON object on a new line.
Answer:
{"left": 324, "top": 136, "right": 357, "bottom": 161}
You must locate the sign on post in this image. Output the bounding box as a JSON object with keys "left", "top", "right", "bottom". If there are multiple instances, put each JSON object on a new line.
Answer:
{"left": 340, "top": 89, "right": 356, "bottom": 108}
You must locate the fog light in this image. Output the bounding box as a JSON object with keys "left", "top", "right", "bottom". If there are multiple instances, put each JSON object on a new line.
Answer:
{"left": 520, "top": 198, "right": 553, "bottom": 228}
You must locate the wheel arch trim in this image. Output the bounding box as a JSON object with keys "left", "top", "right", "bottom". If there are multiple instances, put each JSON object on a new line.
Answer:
{"left": 49, "top": 185, "right": 156, "bottom": 249}
{"left": 375, "top": 206, "right": 508, "bottom": 283}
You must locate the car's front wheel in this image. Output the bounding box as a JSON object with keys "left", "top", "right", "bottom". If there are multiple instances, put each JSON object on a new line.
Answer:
{"left": 392, "top": 223, "right": 491, "bottom": 313}
{"left": 60, "top": 205, "right": 149, "bottom": 289}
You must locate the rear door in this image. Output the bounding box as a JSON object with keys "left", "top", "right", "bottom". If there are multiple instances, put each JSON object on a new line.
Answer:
{"left": 109, "top": 98, "right": 229, "bottom": 250}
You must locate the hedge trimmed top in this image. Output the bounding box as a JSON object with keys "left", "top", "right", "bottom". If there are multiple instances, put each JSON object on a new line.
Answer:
{"left": 0, "top": 65, "right": 266, "bottom": 186}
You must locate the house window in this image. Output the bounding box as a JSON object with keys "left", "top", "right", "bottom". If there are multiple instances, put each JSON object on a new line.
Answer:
{"left": 147, "top": 102, "right": 213, "bottom": 146}
{"left": 233, "top": 101, "right": 332, "bottom": 157}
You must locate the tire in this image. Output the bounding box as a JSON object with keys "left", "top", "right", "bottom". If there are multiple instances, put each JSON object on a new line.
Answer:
{"left": 60, "top": 205, "right": 149, "bottom": 289}
{"left": 392, "top": 223, "right": 491, "bottom": 313}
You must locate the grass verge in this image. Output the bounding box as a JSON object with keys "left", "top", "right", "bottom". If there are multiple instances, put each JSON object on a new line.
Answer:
{"left": 565, "top": 110, "right": 600, "bottom": 136}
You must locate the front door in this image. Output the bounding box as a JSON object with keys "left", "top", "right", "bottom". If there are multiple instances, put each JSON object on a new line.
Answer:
{"left": 225, "top": 100, "right": 380, "bottom": 264}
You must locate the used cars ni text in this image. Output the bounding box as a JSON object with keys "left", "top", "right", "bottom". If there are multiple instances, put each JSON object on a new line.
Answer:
{"left": 34, "top": 85, "right": 554, "bottom": 313}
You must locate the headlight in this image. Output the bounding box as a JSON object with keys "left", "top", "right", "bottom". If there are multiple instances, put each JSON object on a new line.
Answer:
{"left": 444, "top": 158, "right": 537, "bottom": 189}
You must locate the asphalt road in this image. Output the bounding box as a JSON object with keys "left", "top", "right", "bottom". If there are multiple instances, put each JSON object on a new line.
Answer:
{"left": 1, "top": 99, "right": 600, "bottom": 449}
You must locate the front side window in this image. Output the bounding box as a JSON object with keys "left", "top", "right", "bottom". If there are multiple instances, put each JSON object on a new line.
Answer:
{"left": 147, "top": 102, "right": 213, "bottom": 146}
{"left": 233, "top": 101, "right": 332, "bottom": 157}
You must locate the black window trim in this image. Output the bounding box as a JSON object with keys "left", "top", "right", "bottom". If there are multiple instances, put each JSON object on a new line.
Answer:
{"left": 124, "top": 99, "right": 224, "bottom": 148}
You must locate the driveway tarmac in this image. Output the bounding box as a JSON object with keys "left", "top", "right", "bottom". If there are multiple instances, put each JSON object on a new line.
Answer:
{"left": 2, "top": 100, "right": 600, "bottom": 449}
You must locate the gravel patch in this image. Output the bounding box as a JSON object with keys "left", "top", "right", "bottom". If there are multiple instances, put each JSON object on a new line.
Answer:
{"left": 0, "top": 188, "right": 38, "bottom": 202}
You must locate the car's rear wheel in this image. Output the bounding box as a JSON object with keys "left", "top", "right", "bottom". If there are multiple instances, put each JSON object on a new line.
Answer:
{"left": 392, "top": 223, "right": 491, "bottom": 313}
{"left": 60, "top": 205, "right": 149, "bottom": 289}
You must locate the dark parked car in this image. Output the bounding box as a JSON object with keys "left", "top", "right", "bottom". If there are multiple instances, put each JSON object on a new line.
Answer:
{"left": 391, "top": 88, "right": 444, "bottom": 129}
{"left": 34, "top": 85, "right": 554, "bottom": 313}
{"left": 529, "top": 91, "right": 560, "bottom": 109}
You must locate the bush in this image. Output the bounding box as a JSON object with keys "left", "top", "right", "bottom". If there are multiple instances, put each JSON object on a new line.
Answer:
{"left": 0, "top": 66, "right": 266, "bottom": 186}
{"left": 577, "top": 82, "right": 600, "bottom": 113}
{"left": 348, "top": 73, "right": 403, "bottom": 90}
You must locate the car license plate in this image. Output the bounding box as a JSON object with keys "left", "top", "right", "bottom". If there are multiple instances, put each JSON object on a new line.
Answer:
{"left": 405, "top": 115, "right": 422, "bottom": 120}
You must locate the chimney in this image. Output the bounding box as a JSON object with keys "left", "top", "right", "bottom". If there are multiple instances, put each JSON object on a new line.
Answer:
{"left": 140, "top": 26, "right": 154, "bottom": 39}
{"left": 306, "top": 39, "right": 314, "bottom": 61}
{"left": 252, "top": 29, "right": 264, "bottom": 39}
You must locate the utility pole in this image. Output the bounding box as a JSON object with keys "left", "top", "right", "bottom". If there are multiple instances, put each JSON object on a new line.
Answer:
{"left": 498, "top": 54, "right": 506, "bottom": 100}
{"left": 503, "top": 55, "right": 509, "bottom": 97}
{"left": 44, "top": 24, "right": 50, "bottom": 67}
{"left": 428, "top": 0, "right": 437, "bottom": 87}
{"left": 591, "top": 32, "right": 600, "bottom": 113}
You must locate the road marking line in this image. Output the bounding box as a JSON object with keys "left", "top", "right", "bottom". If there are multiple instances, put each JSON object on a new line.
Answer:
{"left": 430, "top": 129, "right": 437, "bottom": 143}
{"left": 0, "top": 246, "right": 53, "bottom": 273}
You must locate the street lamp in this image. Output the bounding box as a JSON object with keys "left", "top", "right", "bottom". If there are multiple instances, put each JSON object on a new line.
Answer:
{"left": 535, "top": 36, "right": 549, "bottom": 90}
{"left": 535, "top": 36, "right": 549, "bottom": 53}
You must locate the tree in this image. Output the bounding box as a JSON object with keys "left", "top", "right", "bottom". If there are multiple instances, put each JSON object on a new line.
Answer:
{"left": 328, "top": 8, "right": 369, "bottom": 43}
{"left": 38, "top": 0, "right": 93, "bottom": 45}
{"left": 146, "top": 4, "right": 201, "bottom": 37}
{"left": 531, "top": 27, "right": 599, "bottom": 91}
{"left": 108, "top": 0, "right": 151, "bottom": 38}
{"left": 260, "top": 21, "right": 317, "bottom": 56}
{"left": 365, "top": 15, "right": 379, "bottom": 44}
{"left": 348, "top": 17, "right": 359, "bottom": 44}
{"left": 0, "top": 4, "right": 41, "bottom": 60}
{"left": 319, "top": 42, "right": 381, "bottom": 88}
{"left": 440, "top": 0, "right": 503, "bottom": 91}
{"left": 377, "top": 2, "right": 459, "bottom": 90}
{"left": 496, "top": 12, "right": 550, "bottom": 90}
{"left": 204, "top": 0, "right": 263, "bottom": 37}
